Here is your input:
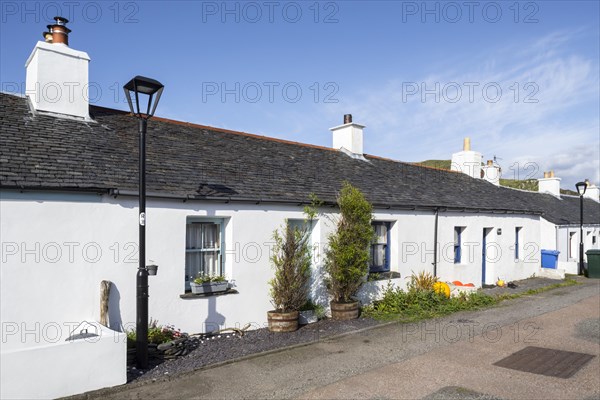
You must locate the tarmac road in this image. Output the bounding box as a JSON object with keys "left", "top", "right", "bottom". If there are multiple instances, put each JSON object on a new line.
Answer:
{"left": 83, "top": 280, "right": 600, "bottom": 400}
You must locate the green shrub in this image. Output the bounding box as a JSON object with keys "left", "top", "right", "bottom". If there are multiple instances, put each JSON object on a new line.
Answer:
{"left": 125, "top": 319, "right": 181, "bottom": 344}
{"left": 194, "top": 274, "right": 227, "bottom": 284}
{"left": 363, "top": 282, "right": 497, "bottom": 321}
{"left": 299, "top": 300, "right": 326, "bottom": 320}
{"left": 269, "top": 220, "right": 312, "bottom": 312}
{"left": 325, "top": 182, "right": 374, "bottom": 303}
{"left": 408, "top": 271, "right": 438, "bottom": 291}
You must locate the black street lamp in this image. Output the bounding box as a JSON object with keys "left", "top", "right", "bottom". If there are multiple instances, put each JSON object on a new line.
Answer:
{"left": 123, "top": 76, "right": 164, "bottom": 369}
{"left": 575, "top": 181, "right": 587, "bottom": 276}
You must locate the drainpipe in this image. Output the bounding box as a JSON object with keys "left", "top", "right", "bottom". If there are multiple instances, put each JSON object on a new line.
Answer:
{"left": 433, "top": 208, "right": 439, "bottom": 277}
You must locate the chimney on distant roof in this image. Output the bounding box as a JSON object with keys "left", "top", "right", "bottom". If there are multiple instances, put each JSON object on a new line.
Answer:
{"left": 482, "top": 159, "right": 501, "bottom": 186}
{"left": 330, "top": 114, "right": 365, "bottom": 156}
{"left": 538, "top": 170, "right": 561, "bottom": 197}
{"left": 583, "top": 179, "right": 600, "bottom": 203}
{"left": 25, "top": 17, "right": 91, "bottom": 120}
{"left": 450, "top": 137, "right": 483, "bottom": 179}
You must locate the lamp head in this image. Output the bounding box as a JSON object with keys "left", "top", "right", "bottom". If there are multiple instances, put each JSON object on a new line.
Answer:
{"left": 575, "top": 181, "right": 587, "bottom": 196}
{"left": 123, "top": 76, "right": 164, "bottom": 119}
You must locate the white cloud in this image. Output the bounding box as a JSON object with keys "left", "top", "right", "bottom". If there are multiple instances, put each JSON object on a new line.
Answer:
{"left": 324, "top": 30, "right": 599, "bottom": 187}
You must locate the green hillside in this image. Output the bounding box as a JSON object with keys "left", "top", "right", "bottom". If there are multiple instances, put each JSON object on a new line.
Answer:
{"left": 418, "top": 160, "right": 452, "bottom": 170}
{"left": 417, "top": 160, "right": 577, "bottom": 195}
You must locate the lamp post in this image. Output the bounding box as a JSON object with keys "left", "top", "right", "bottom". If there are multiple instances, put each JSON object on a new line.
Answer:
{"left": 123, "top": 76, "right": 164, "bottom": 369}
{"left": 575, "top": 181, "right": 587, "bottom": 276}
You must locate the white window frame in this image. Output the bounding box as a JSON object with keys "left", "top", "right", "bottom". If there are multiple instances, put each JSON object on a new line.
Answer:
{"left": 568, "top": 231, "right": 577, "bottom": 260}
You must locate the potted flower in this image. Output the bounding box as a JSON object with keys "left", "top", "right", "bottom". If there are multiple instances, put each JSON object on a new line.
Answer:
{"left": 267, "top": 220, "right": 312, "bottom": 332}
{"left": 190, "top": 274, "right": 229, "bottom": 294}
{"left": 324, "top": 182, "right": 373, "bottom": 320}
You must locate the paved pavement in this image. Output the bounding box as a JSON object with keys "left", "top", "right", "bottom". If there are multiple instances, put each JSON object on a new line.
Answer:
{"left": 83, "top": 280, "right": 600, "bottom": 399}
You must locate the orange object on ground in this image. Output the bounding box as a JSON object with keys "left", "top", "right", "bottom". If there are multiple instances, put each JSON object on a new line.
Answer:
{"left": 433, "top": 282, "right": 451, "bottom": 298}
{"left": 464, "top": 283, "right": 475, "bottom": 287}
{"left": 452, "top": 280, "right": 463, "bottom": 286}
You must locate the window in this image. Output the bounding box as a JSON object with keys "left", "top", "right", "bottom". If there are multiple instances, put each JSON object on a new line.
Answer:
{"left": 454, "top": 227, "right": 464, "bottom": 264}
{"left": 288, "top": 219, "right": 307, "bottom": 234}
{"left": 185, "top": 219, "right": 223, "bottom": 288}
{"left": 515, "top": 227, "right": 522, "bottom": 260}
{"left": 370, "top": 222, "right": 390, "bottom": 272}
{"left": 568, "top": 231, "right": 577, "bottom": 259}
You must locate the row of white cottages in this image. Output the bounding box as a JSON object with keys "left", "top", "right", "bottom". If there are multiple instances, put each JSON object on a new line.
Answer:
{"left": 1, "top": 27, "right": 599, "bottom": 398}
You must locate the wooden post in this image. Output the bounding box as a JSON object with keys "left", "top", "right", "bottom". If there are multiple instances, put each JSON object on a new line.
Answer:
{"left": 100, "top": 280, "right": 111, "bottom": 326}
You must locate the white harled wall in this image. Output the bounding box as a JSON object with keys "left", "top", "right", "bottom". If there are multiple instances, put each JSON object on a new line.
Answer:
{"left": 0, "top": 190, "right": 552, "bottom": 396}
{"left": 2, "top": 191, "right": 543, "bottom": 333}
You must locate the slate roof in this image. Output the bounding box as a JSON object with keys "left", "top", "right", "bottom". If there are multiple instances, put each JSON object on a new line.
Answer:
{"left": 1, "top": 92, "right": 598, "bottom": 225}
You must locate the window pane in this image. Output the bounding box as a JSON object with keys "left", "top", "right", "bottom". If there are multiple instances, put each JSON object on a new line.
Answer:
{"left": 203, "top": 251, "right": 219, "bottom": 275}
{"left": 372, "top": 244, "right": 386, "bottom": 267}
{"left": 187, "top": 224, "right": 202, "bottom": 249}
{"left": 186, "top": 252, "right": 202, "bottom": 281}
{"left": 203, "top": 224, "right": 219, "bottom": 249}
{"left": 374, "top": 224, "right": 387, "bottom": 244}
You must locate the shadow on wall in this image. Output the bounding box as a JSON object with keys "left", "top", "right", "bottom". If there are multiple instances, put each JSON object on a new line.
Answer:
{"left": 108, "top": 283, "right": 123, "bottom": 331}
{"left": 310, "top": 264, "right": 330, "bottom": 311}
{"left": 204, "top": 296, "right": 225, "bottom": 334}
{"left": 356, "top": 281, "right": 384, "bottom": 305}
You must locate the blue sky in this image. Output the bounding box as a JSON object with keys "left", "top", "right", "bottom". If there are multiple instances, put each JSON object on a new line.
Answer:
{"left": 1, "top": 1, "right": 599, "bottom": 188}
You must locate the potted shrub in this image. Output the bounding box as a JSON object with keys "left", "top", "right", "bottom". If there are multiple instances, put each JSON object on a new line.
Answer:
{"left": 325, "top": 182, "right": 374, "bottom": 320}
{"left": 268, "top": 220, "right": 312, "bottom": 332}
{"left": 190, "top": 274, "right": 229, "bottom": 294}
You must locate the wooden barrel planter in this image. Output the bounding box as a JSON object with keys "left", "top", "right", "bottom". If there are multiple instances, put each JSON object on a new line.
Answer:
{"left": 330, "top": 301, "right": 360, "bottom": 320}
{"left": 267, "top": 310, "right": 299, "bottom": 332}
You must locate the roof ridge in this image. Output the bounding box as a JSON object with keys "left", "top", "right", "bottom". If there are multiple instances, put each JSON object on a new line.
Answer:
{"left": 150, "top": 114, "right": 339, "bottom": 152}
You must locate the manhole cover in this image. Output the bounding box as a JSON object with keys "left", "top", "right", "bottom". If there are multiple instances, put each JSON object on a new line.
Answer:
{"left": 494, "top": 346, "right": 595, "bottom": 379}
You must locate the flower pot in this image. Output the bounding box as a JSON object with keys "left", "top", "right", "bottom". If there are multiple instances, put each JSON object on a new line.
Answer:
{"left": 330, "top": 301, "right": 360, "bottom": 320}
{"left": 190, "top": 281, "right": 228, "bottom": 294}
{"left": 267, "top": 310, "right": 299, "bottom": 332}
{"left": 299, "top": 310, "right": 317, "bottom": 325}
{"left": 147, "top": 264, "right": 158, "bottom": 276}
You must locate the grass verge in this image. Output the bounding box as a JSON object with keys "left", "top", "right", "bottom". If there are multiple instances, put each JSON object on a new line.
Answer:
{"left": 363, "top": 278, "right": 579, "bottom": 322}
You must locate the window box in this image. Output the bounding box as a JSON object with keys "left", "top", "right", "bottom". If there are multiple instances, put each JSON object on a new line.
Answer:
{"left": 189, "top": 281, "right": 229, "bottom": 295}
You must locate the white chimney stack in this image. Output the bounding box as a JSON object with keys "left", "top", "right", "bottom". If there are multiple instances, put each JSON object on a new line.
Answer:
{"left": 482, "top": 159, "right": 501, "bottom": 186}
{"left": 451, "top": 137, "right": 483, "bottom": 179}
{"left": 25, "top": 17, "right": 91, "bottom": 120}
{"left": 330, "top": 114, "right": 365, "bottom": 156}
{"left": 583, "top": 179, "right": 600, "bottom": 203}
{"left": 538, "top": 171, "right": 561, "bottom": 197}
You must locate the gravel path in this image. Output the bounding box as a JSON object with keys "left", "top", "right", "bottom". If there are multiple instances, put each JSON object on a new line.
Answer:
{"left": 128, "top": 276, "right": 581, "bottom": 383}
{"left": 130, "top": 317, "right": 380, "bottom": 382}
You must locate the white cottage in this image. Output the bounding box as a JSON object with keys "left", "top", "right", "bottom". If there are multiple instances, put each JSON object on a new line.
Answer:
{"left": 1, "top": 19, "right": 599, "bottom": 399}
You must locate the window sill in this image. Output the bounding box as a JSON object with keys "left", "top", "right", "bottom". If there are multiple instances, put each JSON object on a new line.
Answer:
{"left": 180, "top": 289, "right": 239, "bottom": 299}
